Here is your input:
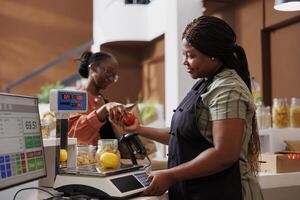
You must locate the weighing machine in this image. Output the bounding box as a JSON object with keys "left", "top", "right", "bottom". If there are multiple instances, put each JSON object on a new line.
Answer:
{"left": 49, "top": 89, "right": 156, "bottom": 199}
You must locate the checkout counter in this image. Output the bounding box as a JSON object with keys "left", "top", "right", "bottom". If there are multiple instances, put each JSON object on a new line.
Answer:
{"left": 1, "top": 90, "right": 300, "bottom": 200}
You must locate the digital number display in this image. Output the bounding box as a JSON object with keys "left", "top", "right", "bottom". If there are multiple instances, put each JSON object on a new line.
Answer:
{"left": 62, "top": 94, "right": 83, "bottom": 101}
{"left": 76, "top": 95, "right": 83, "bottom": 100}
{"left": 25, "top": 120, "right": 38, "bottom": 130}
{"left": 57, "top": 91, "right": 87, "bottom": 111}
{"left": 62, "top": 94, "right": 71, "bottom": 100}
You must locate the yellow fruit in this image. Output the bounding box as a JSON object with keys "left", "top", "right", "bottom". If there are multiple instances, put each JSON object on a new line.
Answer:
{"left": 60, "top": 149, "right": 68, "bottom": 162}
{"left": 100, "top": 152, "right": 119, "bottom": 169}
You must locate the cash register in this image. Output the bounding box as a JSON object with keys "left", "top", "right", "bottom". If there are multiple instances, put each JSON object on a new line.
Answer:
{"left": 0, "top": 93, "right": 47, "bottom": 192}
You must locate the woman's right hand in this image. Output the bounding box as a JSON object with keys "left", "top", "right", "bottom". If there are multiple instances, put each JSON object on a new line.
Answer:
{"left": 96, "top": 102, "right": 127, "bottom": 122}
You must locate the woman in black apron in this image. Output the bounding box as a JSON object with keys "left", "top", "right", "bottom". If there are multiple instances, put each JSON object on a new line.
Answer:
{"left": 121, "top": 16, "right": 263, "bottom": 200}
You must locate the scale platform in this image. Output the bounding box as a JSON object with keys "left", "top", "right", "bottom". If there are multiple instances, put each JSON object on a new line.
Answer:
{"left": 54, "top": 163, "right": 151, "bottom": 198}
{"left": 60, "top": 163, "right": 143, "bottom": 177}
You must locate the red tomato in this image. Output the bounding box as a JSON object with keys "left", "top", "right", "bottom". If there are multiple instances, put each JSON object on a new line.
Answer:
{"left": 123, "top": 113, "right": 136, "bottom": 126}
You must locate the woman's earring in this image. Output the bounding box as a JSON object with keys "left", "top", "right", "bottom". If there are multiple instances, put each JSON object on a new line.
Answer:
{"left": 211, "top": 57, "right": 215, "bottom": 61}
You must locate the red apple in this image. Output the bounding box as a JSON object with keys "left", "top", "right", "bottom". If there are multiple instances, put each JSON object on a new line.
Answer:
{"left": 123, "top": 113, "right": 136, "bottom": 126}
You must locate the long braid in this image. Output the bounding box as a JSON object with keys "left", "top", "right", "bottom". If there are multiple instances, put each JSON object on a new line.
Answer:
{"left": 183, "top": 16, "right": 260, "bottom": 175}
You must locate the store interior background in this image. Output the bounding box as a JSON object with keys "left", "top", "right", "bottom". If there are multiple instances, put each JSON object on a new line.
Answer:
{"left": 0, "top": 0, "right": 300, "bottom": 199}
{"left": 0, "top": 0, "right": 299, "bottom": 108}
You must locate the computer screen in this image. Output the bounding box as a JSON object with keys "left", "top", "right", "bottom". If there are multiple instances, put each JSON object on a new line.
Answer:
{"left": 0, "top": 93, "right": 46, "bottom": 190}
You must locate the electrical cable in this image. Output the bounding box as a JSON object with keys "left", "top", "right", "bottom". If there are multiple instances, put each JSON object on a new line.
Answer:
{"left": 13, "top": 187, "right": 55, "bottom": 200}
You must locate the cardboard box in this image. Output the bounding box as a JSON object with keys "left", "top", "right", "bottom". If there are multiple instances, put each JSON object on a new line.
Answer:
{"left": 260, "top": 153, "right": 300, "bottom": 173}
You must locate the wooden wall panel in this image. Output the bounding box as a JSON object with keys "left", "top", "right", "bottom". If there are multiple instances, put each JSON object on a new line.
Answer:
{"left": 271, "top": 22, "right": 300, "bottom": 99}
{"left": 142, "top": 36, "right": 165, "bottom": 105}
{"left": 0, "top": 0, "right": 92, "bottom": 95}
{"left": 101, "top": 43, "right": 144, "bottom": 104}
{"left": 234, "top": 0, "right": 263, "bottom": 86}
{"left": 101, "top": 36, "right": 165, "bottom": 105}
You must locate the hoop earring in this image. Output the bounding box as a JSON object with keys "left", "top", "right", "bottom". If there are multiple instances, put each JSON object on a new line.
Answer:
{"left": 210, "top": 57, "right": 215, "bottom": 61}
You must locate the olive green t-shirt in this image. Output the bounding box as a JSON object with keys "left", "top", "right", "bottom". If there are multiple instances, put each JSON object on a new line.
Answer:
{"left": 196, "top": 69, "right": 264, "bottom": 200}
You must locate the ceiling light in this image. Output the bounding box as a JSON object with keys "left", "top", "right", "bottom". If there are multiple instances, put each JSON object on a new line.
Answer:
{"left": 274, "top": 0, "right": 300, "bottom": 11}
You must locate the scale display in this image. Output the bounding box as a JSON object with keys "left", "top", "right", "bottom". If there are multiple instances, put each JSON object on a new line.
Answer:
{"left": 0, "top": 93, "right": 46, "bottom": 190}
{"left": 50, "top": 90, "right": 87, "bottom": 112}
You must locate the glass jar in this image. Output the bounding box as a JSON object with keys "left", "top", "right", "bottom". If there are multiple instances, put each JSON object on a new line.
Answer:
{"left": 95, "top": 139, "right": 120, "bottom": 170}
{"left": 40, "top": 119, "right": 50, "bottom": 139}
{"left": 256, "top": 105, "right": 272, "bottom": 130}
{"left": 256, "top": 104, "right": 263, "bottom": 130}
{"left": 76, "top": 145, "right": 96, "bottom": 167}
{"left": 272, "top": 98, "right": 289, "bottom": 128}
{"left": 290, "top": 97, "right": 300, "bottom": 128}
{"left": 262, "top": 106, "right": 272, "bottom": 129}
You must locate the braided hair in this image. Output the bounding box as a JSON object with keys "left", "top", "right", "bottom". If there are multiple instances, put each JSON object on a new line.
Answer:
{"left": 183, "top": 16, "right": 260, "bottom": 175}
{"left": 78, "top": 51, "right": 114, "bottom": 78}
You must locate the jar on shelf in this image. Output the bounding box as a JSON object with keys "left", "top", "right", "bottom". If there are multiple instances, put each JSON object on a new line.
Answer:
{"left": 40, "top": 119, "right": 50, "bottom": 139}
{"left": 95, "top": 139, "right": 120, "bottom": 170}
{"left": 76, "top": 145, "right": 96, "bottom": 167}
{"left": 263, "top": 106, "right": 272, "bottom": 129}
{"left": 256, "top": 105, "right": 272, "bottom": 130}
{"left": 272, "top": 98, "right": 289, "bottom": 128}
{"left": 290, "top": 97, "right": 300, "bottom": 128}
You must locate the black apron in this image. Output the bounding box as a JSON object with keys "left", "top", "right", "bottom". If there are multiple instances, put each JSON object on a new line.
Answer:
{"left": 168, "top": 71, "right": 242, "bottom": 200}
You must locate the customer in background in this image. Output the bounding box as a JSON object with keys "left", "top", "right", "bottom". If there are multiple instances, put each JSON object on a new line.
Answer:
{"left": 68, "top": 51, "right": 127, "bottom": 146}
{"left": 121, "top": 16, "right": 264, "bottom": 200}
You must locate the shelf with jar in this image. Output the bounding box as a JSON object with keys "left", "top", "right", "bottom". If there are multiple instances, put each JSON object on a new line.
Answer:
{"left": 256, "top": 97, "right": 300, "bottom": 131}
{"left": 271, "top": 97, "right": 300, "bottom": 128}
{"left": 259, "top": 128, "right": 300, "bottom": 153}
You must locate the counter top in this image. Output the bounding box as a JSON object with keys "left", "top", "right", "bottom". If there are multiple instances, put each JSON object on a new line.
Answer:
{"left": 259, "top": 171, "right": 300, "bottom": 189}
{"left": 42, "top": 137, "right": 77, "bottom": 147}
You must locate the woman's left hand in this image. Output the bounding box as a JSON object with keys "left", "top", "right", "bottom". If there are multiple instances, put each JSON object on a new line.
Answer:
{"left": 143, "top": 170, "right": 176, "bottom": 196}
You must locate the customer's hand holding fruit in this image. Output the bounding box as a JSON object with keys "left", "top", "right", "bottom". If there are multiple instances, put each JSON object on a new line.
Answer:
{"left": 122, "top": 112, "right": 140, "bottom": 132}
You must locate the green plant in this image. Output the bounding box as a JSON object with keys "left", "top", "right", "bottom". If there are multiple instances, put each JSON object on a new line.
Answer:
{"left": 37, "top": 82, "right": 64, "bottom": 103}
{"left": 139, "top": 103, "right": 157, "bottom": 125}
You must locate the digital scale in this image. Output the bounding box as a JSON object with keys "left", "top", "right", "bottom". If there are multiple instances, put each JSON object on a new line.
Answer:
{"left": 49, "top": 89, "right": 155, "bottom": 199}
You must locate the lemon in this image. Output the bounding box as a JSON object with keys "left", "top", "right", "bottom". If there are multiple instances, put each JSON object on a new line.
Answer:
{"left": 60, "top": 149, "right": 68, "bottom": 162}
{"left": 100, "top": 152, "right": 119, "bottom": 169}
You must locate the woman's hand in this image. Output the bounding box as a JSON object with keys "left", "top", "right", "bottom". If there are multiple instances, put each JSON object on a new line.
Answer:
{"left": 96, "top": 102, "right": 127, "bottom": 122}
{"left": 143, "top": 170, "right": 176, "bottom": 196}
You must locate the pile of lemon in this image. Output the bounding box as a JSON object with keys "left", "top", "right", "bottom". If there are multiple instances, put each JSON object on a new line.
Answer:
{"left": 96, "top": 152, "right": 120, "bottom": 170}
